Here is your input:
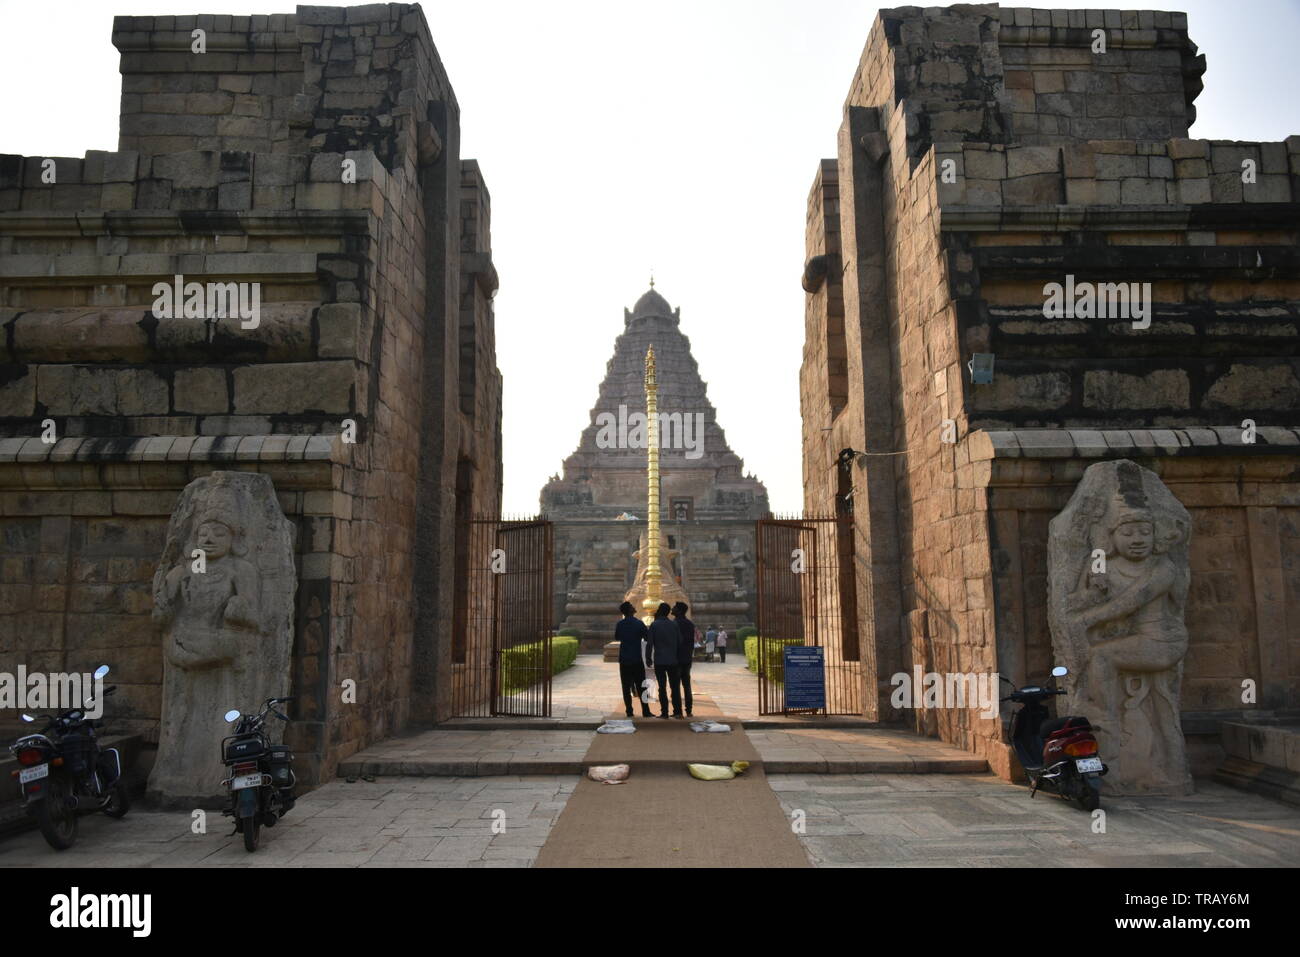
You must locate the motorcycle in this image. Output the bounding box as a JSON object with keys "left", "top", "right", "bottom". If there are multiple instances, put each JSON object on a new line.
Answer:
{"left": 221, "top": 696, "right": 296, "bottom": 852}
{"left": 1003, "top": 666, "right": 1107, "bottom": 811}
{"left": 8, "top": 665, "right": 130, "bottom": 849}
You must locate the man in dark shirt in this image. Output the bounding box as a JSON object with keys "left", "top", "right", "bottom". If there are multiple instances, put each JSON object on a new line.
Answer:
{"left": 614, "top": 601, "right": 652, "bottom": 717}
{"left": 644, "top": 602, "right": 683, "bottom": 719}
{"left": 672, "top": 601, "right": 697, "bottom": 718}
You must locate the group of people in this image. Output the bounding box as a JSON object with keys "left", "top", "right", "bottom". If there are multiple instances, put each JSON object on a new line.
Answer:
{"left": 613, "top": 601, "right": 728, "bottom": 719}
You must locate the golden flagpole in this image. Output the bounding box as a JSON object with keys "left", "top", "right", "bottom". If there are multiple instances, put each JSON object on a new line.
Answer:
{"left": 642, "top": 346, "right": 662, "bottom": 621}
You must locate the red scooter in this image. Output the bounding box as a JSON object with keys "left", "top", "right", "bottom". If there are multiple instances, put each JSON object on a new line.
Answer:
{"left": 1003, "top": 666, "right": 1107, "bottom": 811}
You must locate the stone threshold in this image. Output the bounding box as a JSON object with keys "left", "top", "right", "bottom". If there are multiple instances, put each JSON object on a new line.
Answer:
{"left": 334, "top": 753, "right": 988, "bottom": 777}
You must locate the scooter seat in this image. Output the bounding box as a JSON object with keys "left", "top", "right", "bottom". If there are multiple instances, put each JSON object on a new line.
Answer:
{"left": 1041, "top": 715, "right": 1091, "bottom": 738}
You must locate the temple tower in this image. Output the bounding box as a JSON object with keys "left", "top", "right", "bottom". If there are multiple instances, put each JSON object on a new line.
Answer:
{"left": 541, "top": 287, "right": 769, "bottom": 647}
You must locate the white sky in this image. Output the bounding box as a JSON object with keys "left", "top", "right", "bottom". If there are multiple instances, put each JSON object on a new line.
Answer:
{"left": 2, "top": 1, "right": 1298, "bottom": 514}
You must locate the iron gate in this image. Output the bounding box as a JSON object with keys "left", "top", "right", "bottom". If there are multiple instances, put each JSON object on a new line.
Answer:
{"left": 755, "top": 514, "right": 862, "bottom": 715}
{"left": 452, "top": 516, "right": 554, "bottom": 717}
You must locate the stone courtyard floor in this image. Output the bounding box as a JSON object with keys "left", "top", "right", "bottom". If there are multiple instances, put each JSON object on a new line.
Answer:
{"left": 768, "top": 774, "right": 1300, "bottom": 868}
{"left": 4, "top": 657, "right": 1297, "bottom": 868}
{"left": 0, "top": 776, "right": 574, "bottom": 868}
{"left": 2, "top": 772, "right": 1296, "bottom": 868}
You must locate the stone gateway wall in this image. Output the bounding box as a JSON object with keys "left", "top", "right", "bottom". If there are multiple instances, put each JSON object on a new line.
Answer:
{"left": 801, "top": 5, "right": 1300, "bottom": 778}
{"left": 0, "top": 5, "right": 502, "bottom": 785}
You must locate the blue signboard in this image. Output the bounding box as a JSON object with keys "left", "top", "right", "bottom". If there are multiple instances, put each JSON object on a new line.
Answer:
{"left": 783, "top": 645, "right": 825, "bottom": 710}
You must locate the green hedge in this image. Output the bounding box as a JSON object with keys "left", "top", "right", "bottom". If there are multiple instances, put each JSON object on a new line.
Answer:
{"left": 736, "top": 625, "right": 758, "bottom": 641}
{"left": 500, "top": 636, "right": 579, "bottom": 694}
{"left": 743, "top": 636, "right": 805, "bottom": 683}
{"left": 557, "top": 626, "right": 581, "bottom": 638}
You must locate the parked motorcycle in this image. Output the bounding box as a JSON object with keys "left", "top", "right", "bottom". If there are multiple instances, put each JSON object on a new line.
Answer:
{"left": 1003, "top": 666, "right": 1107, "bottom": 811}
{"left": 8, "top": 665, "right": 129, "bottom": 849}
{"left": 221, "top": 696, "right": 296, "bottom": 852}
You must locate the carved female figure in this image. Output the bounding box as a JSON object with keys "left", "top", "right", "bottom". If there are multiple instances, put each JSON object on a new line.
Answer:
{"left": 1048, "top": 460, "right": 1193, "bottom": 794}
{"left": 148, "top": 473, "right": 295, "bottom": 805}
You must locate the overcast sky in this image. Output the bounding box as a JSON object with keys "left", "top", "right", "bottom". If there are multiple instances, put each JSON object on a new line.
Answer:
{"left": 2, "top": 0, "right": 1298, "bottom": 514}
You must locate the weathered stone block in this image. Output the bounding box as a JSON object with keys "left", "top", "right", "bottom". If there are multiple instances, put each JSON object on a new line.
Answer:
{"left": 174, "top": 368, "right": 229, "bottom": 414}
{"left": 1083, "top": 369, "right": 1190, "bottom": 411}
{"left": 1204, "top": 363, "right": 1300, "bottom": 411}
{"left": 1007, "top": 146, "right": 1059, "bottom": 178}
{"left": 232, "top": 361, "right": 356, "bottom": 414}
{"left": 37, "top": 366, "right": 169, "bottom": 416}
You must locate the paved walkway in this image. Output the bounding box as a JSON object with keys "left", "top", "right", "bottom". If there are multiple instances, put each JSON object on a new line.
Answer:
{"left": 769, "top": 773, "right": 1300, "bottom": 867}
{"left": 0, "top": 776, "right": 574, "bottom": 868}
{"left": 548, "top": 653, "right": 759, "bottom": 719}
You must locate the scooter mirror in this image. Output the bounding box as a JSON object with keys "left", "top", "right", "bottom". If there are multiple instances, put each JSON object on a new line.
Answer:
{"left": 1051, "top": 666, "right": 1068, "bottom": 677}
{"left": 93, "top": 665, "right": 110, "bottom": 680}
{"left": 20, "top": 713, "right": 35, "bottom": 723}
{"left": 224, "top": 709, "right": 241, "bottom": 723}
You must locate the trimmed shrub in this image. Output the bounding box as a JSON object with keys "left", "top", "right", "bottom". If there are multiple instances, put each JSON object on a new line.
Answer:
{"left": 500, "top": 636, "right": 580, "bottom": 694}
{"left": 743, "top": 636, "right": 805, "bottom": 682}
{"left": 736, "top": 625, "right": 758, "bottom": 641}
{"left": 557, "top": 626, "right": 581, "bottom": 638}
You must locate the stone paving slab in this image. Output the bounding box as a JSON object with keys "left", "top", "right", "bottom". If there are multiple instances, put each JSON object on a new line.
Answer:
{"left": 769, "top": 773, "right": 1300, "bottom": 867}
{"left": 337, "top": 730, "right": 594, "bottom": 777}
{"left": 750, "top": 727, "right": 988, "bottom": 774}
{"left": 0, "top": 776, "right": 577, "bottom": 869}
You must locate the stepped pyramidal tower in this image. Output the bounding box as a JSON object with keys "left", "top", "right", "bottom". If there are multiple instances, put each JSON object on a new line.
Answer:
{"left": 541, "top": 287, "right": 769, "bottom": 646}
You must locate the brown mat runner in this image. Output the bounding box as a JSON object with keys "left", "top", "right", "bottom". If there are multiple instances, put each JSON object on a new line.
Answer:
{"left": 536, "top": 716, "right": 810, "bottom": 868}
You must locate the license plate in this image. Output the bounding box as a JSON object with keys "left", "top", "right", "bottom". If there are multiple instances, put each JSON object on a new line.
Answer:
{"left": 1076, "top": 757, "right": 1103, "bottom": 773}
{"left": 230, "top": 773, "right": 262, "bottom": 790}
{"left": 19, "top": 764, "right": 48, "bottom": 784}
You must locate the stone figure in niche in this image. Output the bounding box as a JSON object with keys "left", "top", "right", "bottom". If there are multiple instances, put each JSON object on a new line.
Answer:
{"left": 148, "top": 471, "right": 296, "bottom": 805}
{"left": 1047, "top": 459, "right": 1193, "bottom": 795}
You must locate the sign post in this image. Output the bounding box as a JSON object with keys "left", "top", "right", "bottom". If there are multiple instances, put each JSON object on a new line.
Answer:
{"left": 783, "top": 645, "right": 826, "bottom": 712}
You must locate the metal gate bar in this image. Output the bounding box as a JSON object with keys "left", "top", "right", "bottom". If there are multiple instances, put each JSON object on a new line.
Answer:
{"left": 756, "top": 514, "right": 861, "bottom": 715}
{"left": 452, "top": 516, "right": 553, "bottom": 717}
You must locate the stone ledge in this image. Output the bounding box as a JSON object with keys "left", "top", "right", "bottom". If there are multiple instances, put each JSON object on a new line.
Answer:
{"left": 940, "top": 202, "right": 1300, "bottom": 231}
{"left": 0, "top": 209, "right": 374, "bottom": 238}
{"left": 968, "top": 427, "right": 1300, "bottom": 461}
{"left": 0, "top": 434, "right": 350, "bottom": 465}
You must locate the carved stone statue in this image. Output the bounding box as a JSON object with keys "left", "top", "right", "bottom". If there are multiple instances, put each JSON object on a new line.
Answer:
{"left": 1047, "top": 459, "right": 1194, "bottom": 795}
{"left": 148, "top": 471, "right": 296, "bottom": 805}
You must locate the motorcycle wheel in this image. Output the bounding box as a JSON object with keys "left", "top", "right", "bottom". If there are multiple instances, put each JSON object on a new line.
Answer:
{"left": 1075, "top": 774, "right": 1102, "bottom": 812}
{"left": 102, "top": 779, "right": 130, "bottom": 819}
{"left": 34, "top": 776, "right": 78, "bottom": 850}
{"left": 242, "top": 816, "right": 260, "bottom": 852}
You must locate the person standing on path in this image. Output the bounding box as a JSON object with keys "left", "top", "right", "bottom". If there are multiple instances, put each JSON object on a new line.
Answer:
{"left": 716, "top": 626, "right": 728, "bottom": 663}
{"left": 672, "top": 601, "right": 697, "bottom": 718}
{"left": 615, "top": 601, "right": 652, "bottom": 717}
{"left": 646, "top": 602, "right": 683, "bottom": 719}
{"left": 705, "top": 625, "right": 717, "bottom": 663}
